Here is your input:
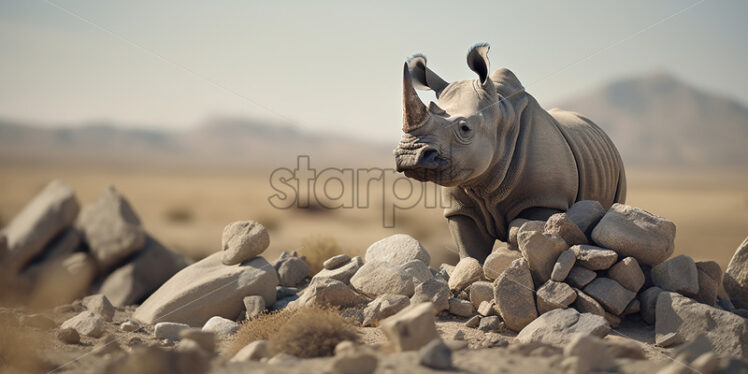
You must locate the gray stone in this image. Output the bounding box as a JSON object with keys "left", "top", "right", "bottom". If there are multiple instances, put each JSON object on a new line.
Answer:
{"left": 545, "top": 213, "right": 588, "bottom": 246}
{"left": 411, "top": 278, "right": 449, "bottom": 313}
{"left": 313, "top": 256, "right": 362, "bottom": 284}
{"left": 120, "top": 320, "right": 139, "bottom": 332}
{"left": 419, "top": 339, "right": 452, "bottom": 370}
{"left": 566, "top": 266, "right": 597, "bottom": 288}
{"left": 243, "top": 295, "right": 266, "bottom": 320}
{"left": 570, "top": 244, "right": 618, "bottom": 270}
{"left": 180, "top": 328, "right": 216, "bottom": 354}
{"left": 515, "top": 308, "right": 610, "bottom": 345}
{"left": 292, "top": 277, "right": 369, "bottom": 308}
{"left": 656, "top": 291, "right": 748, "bottom": 358}
{"left": 31, "top": 252, "right": 97, "bottom": 307}
{"left": 623, "top": 299, "right": 641, "bottom": 315}
{"left": 221, "top": 220, "right": 269, "bottom": 265}
{"left": 323, "top": 254, "right": 350, "bottom": 270}
{"left": 478, "top": 315, "right": 500, "bottom": 332}
{"left": 695, "top": 261, "right": 722, "bottom": 306}
{"left": 201, "top": 316, "right": 239, "bottom": 339}
{"left": 583, "top": 277, "right": 636, "bottom": 315}
{"left": 61, "top": 311, "right": 104, "bottom": 338}
{"left": 536, "top": 280, "right": 577, "bottom": 314}
{"left": 608, "top": 257, "right": 645, "bottom": 292}
{"left": 518, "top": 229, "right": 568, "bottom": 285}
{"left": 329, "top": 346, "right": 378, "bottom": 374}
{"left": 275, "top": 256, "right": 310, "bottom": 287}
{"left": 82, "top": 294, "right": 115, "bottom": 322}
{"left": 362, "top": 294, "right": 410, "bottom": 327}
{"left": 231, "top": 340, "right": 269, "bottom": 362}
{"left": 494, "top": 258, "right": 537, "bottom": 331}
{"left": 154, "top": 322, "right": 190, "bottom": 340}
{"left": 57, "top": 327, "right": 80, "bottom": 344}
{"left": 477, "top": 300, "right": 497, "bottom": 317}
{"left": 565, "top": 200, "right": 606, "bottom": 236}
{"left": 550, "top": 249, "right": 575, "bottom": 282}
{"left": 604, "top": 337, "right": 647, "bottom": 359}
{"left": 98, "top": 235, "right": 190, "bottom": 307}
{"left": 465, "top": 315, "right": 480, "bottom": 328}
{"left": 350, "top": 260, "right": 414, "bottom": 298}
{"left": 724, "top": 237, "right": 748, "bottom": 309}
{"left": 364, "top": 234, "right": 430, "bottom": 266}
{"left": 573, "top": 289, "right": 605, "bottom": 316}
{"left": 482, "top": 247, "right": 521, "bottom": 281}
{"left": 448, "top": 298, "right": 474, "bottom": 317}
{"left": 380, "top": 302, "right": 438, "bottom": 351}
{"left": 399, "top": 259, "right": 433, "bottom": 286}
{"left": 448, "top": 257, "right": 483, "bottom": 291}
{"left": 591, "top": 203, "right": 676, "bottom": 266}
{"left": 78, "top": 186, "right": 146, "bottom": 271}
{"left": 604, "top": 312, "right": 621, "bottom": 329}
{"left": 276, "top": 286, "right": 298, "bottom": 299}
{"left": 563, "top": 334, "right": 615, "bottom": 371}
{"left": 133, "top": 252, "right": 278, "bottom": 327}
{"left": 469, "top": 281, "right": 493, "bottom": 309}
{"left": 507, "top": 218, "right": 531, "bottom": 249}
{"left": 2, "top": 180, "right": 79, "bottom": 273}
{"left": 651, "top": 254, "right": 699, "bottom": 297}
{"left": 638, "top": 286, "right": 664, "bottom": 324}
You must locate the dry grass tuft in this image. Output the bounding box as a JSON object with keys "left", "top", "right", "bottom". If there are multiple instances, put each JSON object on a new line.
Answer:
{"left": 224, "top": 305, "right": 359, "bottom": 359}
{"left": 298, "top": 235, "right": 343, "bottom": 274}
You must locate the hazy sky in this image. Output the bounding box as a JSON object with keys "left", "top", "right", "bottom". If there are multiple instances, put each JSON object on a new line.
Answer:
{"left": 0, "top": 0, "right": 746, "bottom": 143}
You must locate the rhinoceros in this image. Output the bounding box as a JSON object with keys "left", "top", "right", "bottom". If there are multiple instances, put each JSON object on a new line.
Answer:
{"left": 394, "top": 43, "right": 626, "bottom": 262}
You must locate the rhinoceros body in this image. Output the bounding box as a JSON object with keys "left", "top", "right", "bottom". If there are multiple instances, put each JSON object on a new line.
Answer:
{"left": 394, "top": 44, "right": 625, "bottom": 262}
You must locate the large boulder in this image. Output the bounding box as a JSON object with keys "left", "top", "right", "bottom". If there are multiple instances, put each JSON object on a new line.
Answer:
{"left": 1, "top": 180, "right": 79, "bottom": 273}
{"left": 350, "top": 260, "right": 414, "bottom": 298}
{"left": 494, "top": 258, "right": 537, "bottom": 331}
{"left": 133, "top": 252, "right": 278, "bottom": 326}
{"left": 99, "top": 235, "right": 190, "bottom": 307}
{"left": 364, "top": 234, "right": 430, "bottom": 266}
{"left": 77, "top": 187, "right": 146, "bottom": 272}
{"left": 724, "top": 237, "right": 748, "bottom": 309}
{"left": 590, "top": 204, "right": 675, "bottom": 266}
{"left": 515, "top": 308, "right": 609, "bottom": 345}
{"left": 656, "top": 292, "right": 748, "bottom": 358}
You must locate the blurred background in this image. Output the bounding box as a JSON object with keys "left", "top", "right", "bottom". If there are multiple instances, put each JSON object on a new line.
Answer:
{"left": 1, "top": 0, "right": 746, "bottom": 268}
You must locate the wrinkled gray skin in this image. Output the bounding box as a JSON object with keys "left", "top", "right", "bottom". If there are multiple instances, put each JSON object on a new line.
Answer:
{"left": 394, "top": 43, "right": 626, "bottom": 263}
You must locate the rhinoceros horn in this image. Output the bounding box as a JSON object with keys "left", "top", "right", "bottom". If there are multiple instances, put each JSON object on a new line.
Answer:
{"left": 402, "top": 62, "right": 429, "bottom": 132}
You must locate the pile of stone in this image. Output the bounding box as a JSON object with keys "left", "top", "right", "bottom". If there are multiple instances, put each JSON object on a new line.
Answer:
{"left": 0, "top": 180, "right": 189, "bottom": 308}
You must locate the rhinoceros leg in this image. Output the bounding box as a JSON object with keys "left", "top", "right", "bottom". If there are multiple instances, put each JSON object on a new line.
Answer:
{"left": 448, "top": 215, "right": 495, "bottom": 263}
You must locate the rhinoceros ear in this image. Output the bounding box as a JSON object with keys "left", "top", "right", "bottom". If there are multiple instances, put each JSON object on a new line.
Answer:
{"left": 467, "top": 43, "right": 491, "bottom": 85}
{"left": 407, "top": 54, "right": 449, "bottom": 98}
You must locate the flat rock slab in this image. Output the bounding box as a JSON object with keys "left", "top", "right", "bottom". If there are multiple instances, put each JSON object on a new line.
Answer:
{"left": 61, "top": 311, "right": 104, "bottom": 338}
{"left": 536, "top": 280, "right": 576, "bottom": 314}
{"left": 566, "top": 266, "right": 597, "bottom": 289}
{"left": 724, "top": 237, "right": 748, "bottom": 309}
{"left": 550, "top": 249, "right": 575, "bottom": 282}
{"left": 515, "top": 308, "right": 610, "bottom": 345}
{"left": 313, "top": 256, "right": 362, "bottom": 285}
{"left": 364, "top": 234, "right": 430, "bottom": 266}
{"left": 350, "top": 260, "right": 414, "bottom": 298}
{"left": 583, "top": 277, "right": 635, "bottom": 316}
{"left": 133, "top": 252, "right": 278, "bottom": 327}
{"left": 570, "top": 245, "right": 618, "bottom": 270}
{"left": 494, "top": 258, "right": 537, "bottom": 332}
{"left": 651, "top": 254, "right": 699, "bottom": 297}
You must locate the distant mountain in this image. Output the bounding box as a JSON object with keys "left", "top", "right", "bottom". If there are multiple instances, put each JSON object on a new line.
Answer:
{"left": 554, "top": 72, "right": 748, "bottom": 166}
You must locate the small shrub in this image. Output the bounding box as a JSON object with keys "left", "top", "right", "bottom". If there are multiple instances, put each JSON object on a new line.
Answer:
{"left": 268, "top": 306, "right": 359, "bottom": 358}
{"left": 299, "top": 235, "right": 343, "bottom": 274}
{"left": 163, "top": 205, "right": 194, "bottom": 223}
{"left": 223, "top": 308, "right": 294, "bottom": 357}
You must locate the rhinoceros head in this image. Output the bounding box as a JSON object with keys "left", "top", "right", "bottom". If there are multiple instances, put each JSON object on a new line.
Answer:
{"left": 395, "top": 43, "right": 510, "bottom": 187}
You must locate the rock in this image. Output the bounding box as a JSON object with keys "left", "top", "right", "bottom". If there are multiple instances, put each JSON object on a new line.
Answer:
{"left": 118, "top": 345, "right": 210, "bottom": 374}
{"left": 608, "top": 257, "right": 645, "bottom": 292}
{"left": 275, "top": 256, "right": 310, "bottom": 287}
{"left": 419, "top": 339, "right": 452, "bottom": 370}
{"left": 82, "top": 294, "right": 115, "bottom": 322}
{"left": 566, "top": 266, "right": 597, "bottom": 288}
{"left": 517, "top": 230, "right": 568, "bottom": 285}
{"left": 313, "top": 256, "right": 362, "bottom": 284}
{"left": 57, "top": 327, "right": 80, "bottom": 344}
{"left": 350, "top": 260, "right": 414, "bottom": 298}
{"left": 604, "top": 337, "right": 647, "bottom": 360}
{"left": 221, "top": 220, "right": 269, "bottom": 265}
{"left": 570, "top": 245, "right": 618, "bottom": 270}
{"left": 465, "top": 315, "right": 480, "bottom": 328}
{"left": 564, "top": 334, "right": 615, "bottom": 371}
{"left": 201, "top": 316, "right": 238, "bottom": 340}
{"left": 655, "top": 331, "right": 684, "bottom": 348}
{"left": 656, "top": 291, "right": 748, "bottom": 358}
{"left": 624, "top": 299, "right": 641, "bottom": 314}
{"left": 515, "top": 308, "right": 610, "bottom": 345}
{"left": 231, "top": 340, "right": 269, "bottom": 362}
{"left": 380, "top": 302, "right": 438, "bottom": 351}
{"left": 1, "top": 180, "right": 79, "bottom": 273}
{"left": 78, "top": 186, "right": 146, "bottom": 271}
{"left": 21, "top": 314, "right": 56, "bottom": 330}
{"left": 31, "top": 252, "right": 97, "bottom": 308}
{"left": 292, "top": 277, "right": 368, "bottom": 308}
{"left": 639, "top": 286, "right": 664, "bottom": 324}
{"left": 493, "top": 258, "right": 537, "bottom": 331}
{"left": 724, "top": 237, "right": 748, "bottom": 309}
{"left": 399, "top": 260, "right": 433, "bottom": 286}
{"left": 591, "top": 203, "right": 676, "bottom": 266}
{"left": 364, "top": 234, "right": 430, "bottom": 266}
{"left": 536, "top": 280, "right": 577, "bottom": 314}
{"left": 573, "top": 289, "right": 605, "bottom": 316}
{"left": 268, "top": 353, "right": 298, "bottom": 365}
{"left": 61, "top": 311, "right": 105, "bottom": 338}
{"left": 98, "top": 235, "right": 190, "bottom": 307}
{"left": 469, "top": 281, "right": 493, "bottom": 309}
{"left": 550, "top": 249, "right": 575, "bottom": 282}
{"left": 695, "top": 261, "right": 722, "bottom": 306}
{"left": 544, "top": 213, "right": 588, "bottom": 246}
{"left": 329, "top": 346, "right": 378, "bottom": 374}
{"left": 243, "top": 295, "right": 266, "bottom": 320}
{"left": 180, "top": 328, "right": 216, "bottom": 354}
{"left": 362, "top": 294, "right": 410, "bottom": 327}
{"left": 690, "top": 352, "right": 720, "bottom": 374}
{"left": 604, "top": 312, "right": 621, "bottom": 328}
{"left": 651, "top": 254, "right": 700, "bottom": 297}
{"left": 448, "top": 257, "right": 483, "bottom": 291}
{"left": 154, "top": 322, "right": 190, "bottom": 340}
{"left": 276, "top": 286, "right": 298, "bottom": 299}
{"left": 26, "top": 228, "right": 81, "bottom": 274}
{"left": 410, "top": 278, "right": 449, "bottom": 313}
{"left": 477, "top": 300, "right": 497, "bottom": 316}
{"left": 478, "top": 315, "right": 500, "bottom": 332}
{"left": 482, "top": 247, "right": 521, "bottom": 281}
{"left": 323, "top": 254, "right": 351, "bottom": 270}
{"left": 565, "top": 200, "right": 606, "bottom": 236}
{"left": 133, "top": 252, "right": 278, "bottom": 326}
{"left": 507, "top": 218, "right": 530, "bottom": 249}
{"left": 583, "top": 277, "right": 636, "bottom": 316}
{"left": 448, "top": 298, "right": 474, "bottom": 317}
{"left": 120, "top": 320, "right": 139, "bottom": 332}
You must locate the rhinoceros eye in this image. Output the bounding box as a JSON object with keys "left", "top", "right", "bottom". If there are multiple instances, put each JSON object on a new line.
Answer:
{"left": 460, "top": 124, "right": 471, "bottom": 133}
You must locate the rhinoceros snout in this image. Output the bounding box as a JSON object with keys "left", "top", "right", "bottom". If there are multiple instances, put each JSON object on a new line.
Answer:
{"left": 395, "top": 146, "right": 443, "bottom": 172}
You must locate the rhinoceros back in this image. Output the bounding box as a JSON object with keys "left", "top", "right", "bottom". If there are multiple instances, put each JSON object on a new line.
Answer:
{"left": 548, "top": 108, "right": 626, "bottom": 209}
